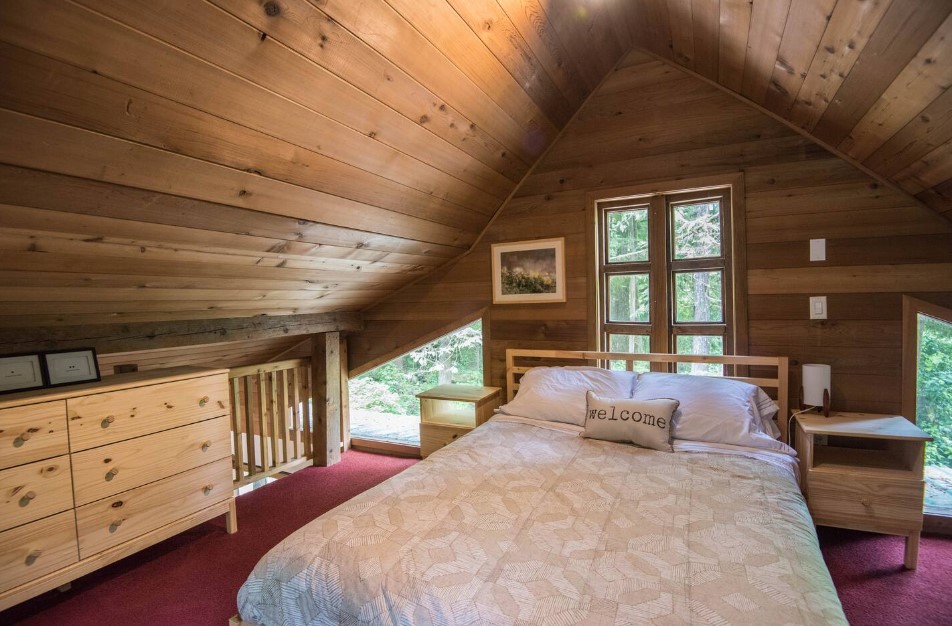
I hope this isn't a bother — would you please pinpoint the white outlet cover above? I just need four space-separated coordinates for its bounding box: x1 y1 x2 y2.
810 296 827 320
809 238 826 262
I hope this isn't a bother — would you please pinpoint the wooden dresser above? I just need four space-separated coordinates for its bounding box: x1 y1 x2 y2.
0 367 236 610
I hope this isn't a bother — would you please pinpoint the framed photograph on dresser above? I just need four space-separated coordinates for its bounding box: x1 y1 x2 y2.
43 348 101 387
0 353 46 394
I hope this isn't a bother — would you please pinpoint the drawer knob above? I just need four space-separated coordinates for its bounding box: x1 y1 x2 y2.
25 550 42 566
105 468 119 481
202 484 214 495
199 396 210 407
201 440 212 452
13 431 32 446
101 415 115 429
861 498 872 508
19 491 36 507
109 519 123 533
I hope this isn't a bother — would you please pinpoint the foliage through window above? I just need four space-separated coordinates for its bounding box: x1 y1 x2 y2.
916 313 952 514
597 187 735 374
349 321 483 445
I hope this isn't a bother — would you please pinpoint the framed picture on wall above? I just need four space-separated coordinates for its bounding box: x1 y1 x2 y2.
491 237 566 304
0 353 46 395
43 348 101 387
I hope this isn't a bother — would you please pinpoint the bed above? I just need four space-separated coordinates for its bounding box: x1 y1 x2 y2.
234 351 846 625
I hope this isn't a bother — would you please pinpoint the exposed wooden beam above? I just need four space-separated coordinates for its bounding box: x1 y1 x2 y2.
311 331 341 467
0 312 362 355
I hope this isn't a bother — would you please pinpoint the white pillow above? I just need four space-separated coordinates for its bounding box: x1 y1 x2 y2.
630 372 790 452
499 366 637 427
583 392 678 452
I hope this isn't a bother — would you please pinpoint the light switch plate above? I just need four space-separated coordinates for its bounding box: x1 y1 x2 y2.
809 238 826 262
810 296 827 320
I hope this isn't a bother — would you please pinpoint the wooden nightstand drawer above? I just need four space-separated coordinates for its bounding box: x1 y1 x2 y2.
420 423 470 458
0 455 73 532
0 511 78 594
71 415 232 506
807 473 924 532
67 374 229 451
76 456 232 558
0 401 68 470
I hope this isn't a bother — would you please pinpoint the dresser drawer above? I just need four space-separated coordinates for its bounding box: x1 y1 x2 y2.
76 456 232 558
0 511 78 593
807 472 924 532
420 423 471 458
67 374 229 451
0 401 68 470
0 455 73 532
72 415 231 506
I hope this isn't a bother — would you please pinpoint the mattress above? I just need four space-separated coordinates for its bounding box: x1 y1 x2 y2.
238 417 846 625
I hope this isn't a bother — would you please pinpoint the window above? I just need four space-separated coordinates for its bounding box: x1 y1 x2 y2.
902 296 952 521
596 185 741 372
348 320 484 447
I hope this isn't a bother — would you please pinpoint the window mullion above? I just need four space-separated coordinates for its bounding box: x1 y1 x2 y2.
649 194 669 359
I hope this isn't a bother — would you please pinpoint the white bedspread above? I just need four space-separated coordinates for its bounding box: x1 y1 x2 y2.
238 418 845 625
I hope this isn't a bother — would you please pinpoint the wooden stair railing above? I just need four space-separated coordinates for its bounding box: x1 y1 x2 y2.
228 358 312 488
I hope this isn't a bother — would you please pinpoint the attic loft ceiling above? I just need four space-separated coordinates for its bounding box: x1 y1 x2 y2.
0 0 951 331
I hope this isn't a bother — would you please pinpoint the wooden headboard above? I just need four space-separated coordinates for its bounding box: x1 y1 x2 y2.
505 349 791 443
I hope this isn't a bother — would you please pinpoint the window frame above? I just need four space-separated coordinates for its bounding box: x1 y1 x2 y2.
588 174 748 362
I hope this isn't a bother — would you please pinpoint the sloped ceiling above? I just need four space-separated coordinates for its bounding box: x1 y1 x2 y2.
0 0 950 329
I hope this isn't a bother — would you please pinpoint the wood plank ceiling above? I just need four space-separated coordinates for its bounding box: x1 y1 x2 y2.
0 0 951 330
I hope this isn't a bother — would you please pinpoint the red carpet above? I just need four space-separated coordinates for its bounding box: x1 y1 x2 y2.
3 450 950 625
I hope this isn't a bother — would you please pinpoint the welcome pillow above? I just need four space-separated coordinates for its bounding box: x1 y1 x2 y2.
583 391 679 452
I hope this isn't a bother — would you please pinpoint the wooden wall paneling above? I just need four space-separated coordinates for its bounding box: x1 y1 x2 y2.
445 0 575 126
75 0 511 203
689 0 720 81
537 0 621 84
0 167 462 261
763 0 839 115
748 233 952 269
787 0 893 131
494 0 590 106
716 0 753 93
812 0 952 146
380 0 561 141
629 0 675 63
0 110 472 245
746 206 951 243
96 337 307 375
0 3 502 214
316 0 557 163
0 227 428 278
739 0 791 103
838 11 952 162
209 0 527 184
0 204 446 271
666 0 696 69
749 264 952 295
894 140 952 196
0 43 499 229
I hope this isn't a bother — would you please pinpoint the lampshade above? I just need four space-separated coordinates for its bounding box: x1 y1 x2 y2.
802 363 831 407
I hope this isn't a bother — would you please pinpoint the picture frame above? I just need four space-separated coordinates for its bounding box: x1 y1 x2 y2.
491 237 566 304
43 348 101 387
0 353 46 395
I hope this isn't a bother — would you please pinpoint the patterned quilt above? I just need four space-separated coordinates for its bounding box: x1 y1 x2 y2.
238 419 846 625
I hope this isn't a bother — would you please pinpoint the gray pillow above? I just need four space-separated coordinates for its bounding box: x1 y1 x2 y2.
583 391 679 452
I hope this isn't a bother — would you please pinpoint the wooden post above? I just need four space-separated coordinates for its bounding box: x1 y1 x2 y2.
340 337 351 452
311 332 341 466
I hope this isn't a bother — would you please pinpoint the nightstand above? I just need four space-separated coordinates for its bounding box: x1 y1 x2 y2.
794 412 933 569
417 384 501 458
